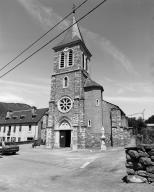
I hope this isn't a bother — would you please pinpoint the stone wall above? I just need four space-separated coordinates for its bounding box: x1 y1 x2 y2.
112 127 132 147
125 144 154 183
84 89 103 133
85 130 102 149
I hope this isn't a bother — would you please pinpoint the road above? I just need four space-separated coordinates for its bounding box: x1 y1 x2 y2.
0 144 154 192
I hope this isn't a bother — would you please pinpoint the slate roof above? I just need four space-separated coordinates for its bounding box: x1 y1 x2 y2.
0 108 48 125
84 78 104 91
103 100 126 116
53 15 92 57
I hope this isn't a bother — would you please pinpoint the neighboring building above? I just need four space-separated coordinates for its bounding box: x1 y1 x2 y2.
146 124 154 129
103 100 130 147
0 107 48 143
46 12 130 150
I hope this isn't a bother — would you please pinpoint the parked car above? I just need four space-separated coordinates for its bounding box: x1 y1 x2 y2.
0 142 19 155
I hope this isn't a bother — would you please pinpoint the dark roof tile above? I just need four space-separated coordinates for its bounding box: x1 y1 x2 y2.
84 78 104 91
0 108 48 125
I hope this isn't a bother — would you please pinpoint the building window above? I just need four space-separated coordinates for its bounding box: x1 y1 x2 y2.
7 137 10 142
14 126 16 133
59 52 65 68
88 120 91 127
96 99 99 106
19 125 22 132
11 137 16 142
0 126 1 132
68 49 73 66
63 76 69 88
29 125 32 131
18 137 21 142
8 126 11 132
3 126 6 133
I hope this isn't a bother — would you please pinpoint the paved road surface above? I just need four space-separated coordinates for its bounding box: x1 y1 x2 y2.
0 145 154 192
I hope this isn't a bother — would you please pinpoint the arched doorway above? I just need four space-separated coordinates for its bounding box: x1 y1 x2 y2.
59 121 71 148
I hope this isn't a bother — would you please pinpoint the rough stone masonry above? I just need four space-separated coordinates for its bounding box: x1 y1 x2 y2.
125 144 154 183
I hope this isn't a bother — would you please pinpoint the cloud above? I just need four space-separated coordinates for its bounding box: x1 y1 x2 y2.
17 0 69 30
0 79 49 106
0 79 49 90
83 30 138 76
104 77 154 95
105 96 154 103
151 62 154 76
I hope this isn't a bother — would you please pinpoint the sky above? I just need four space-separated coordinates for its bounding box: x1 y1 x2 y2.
0 0 154 119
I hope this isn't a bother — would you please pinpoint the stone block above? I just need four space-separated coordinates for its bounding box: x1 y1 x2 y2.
150 156 154 161
126 162 134 169
125 175 147 183
139 157 152 166
128 150 139 159
137 170 147 177
146 172 154 179
126 153 132 162
135 162 145 170
146 166 154 173
126 168 135 175
138 150 149 158
148 150 154 156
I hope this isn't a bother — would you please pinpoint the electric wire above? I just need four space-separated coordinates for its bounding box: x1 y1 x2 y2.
0 0 89 73
0 0 107 79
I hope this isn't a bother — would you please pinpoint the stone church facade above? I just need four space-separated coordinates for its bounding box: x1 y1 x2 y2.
46 14 129 150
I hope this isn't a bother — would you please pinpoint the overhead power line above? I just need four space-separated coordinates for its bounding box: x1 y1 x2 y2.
0 0 107 79
0 0 89 73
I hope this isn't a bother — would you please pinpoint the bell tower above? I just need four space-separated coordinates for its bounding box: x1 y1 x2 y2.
46 9 92 150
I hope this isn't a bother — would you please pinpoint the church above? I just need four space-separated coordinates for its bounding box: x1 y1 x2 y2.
46 13 129 150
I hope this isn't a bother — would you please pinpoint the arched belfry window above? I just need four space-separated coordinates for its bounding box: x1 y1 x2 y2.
60 52 65 68
63 76 69 88
82 53 87 70
68 49 73 66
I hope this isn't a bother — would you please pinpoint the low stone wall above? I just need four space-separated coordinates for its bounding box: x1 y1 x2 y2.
125 144 154 183
113 127 132 147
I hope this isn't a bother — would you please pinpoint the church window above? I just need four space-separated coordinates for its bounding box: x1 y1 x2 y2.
60 52 65 68
96 99 100 106
63 76 69 88
58 96 73 113
68 49 73 66
82 53 87 70
88 120 91 127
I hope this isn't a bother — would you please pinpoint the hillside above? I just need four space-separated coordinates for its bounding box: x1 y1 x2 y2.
0 102 32 117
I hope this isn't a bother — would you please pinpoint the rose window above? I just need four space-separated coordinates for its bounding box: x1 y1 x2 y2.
58 97 73 113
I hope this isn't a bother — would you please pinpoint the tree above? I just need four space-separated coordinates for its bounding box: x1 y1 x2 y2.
145 115 154 124
128 117 146 134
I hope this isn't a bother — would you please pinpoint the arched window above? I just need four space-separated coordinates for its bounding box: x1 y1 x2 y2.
63 76 69 88
60 52 65 68
96 99 99 106
68 49 73 66
88 120 91 127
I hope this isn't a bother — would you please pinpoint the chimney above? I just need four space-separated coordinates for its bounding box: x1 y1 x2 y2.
6 110 12 119
31 106 37 117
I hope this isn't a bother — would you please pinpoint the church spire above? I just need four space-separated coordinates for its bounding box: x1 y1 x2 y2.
53 5 91 57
